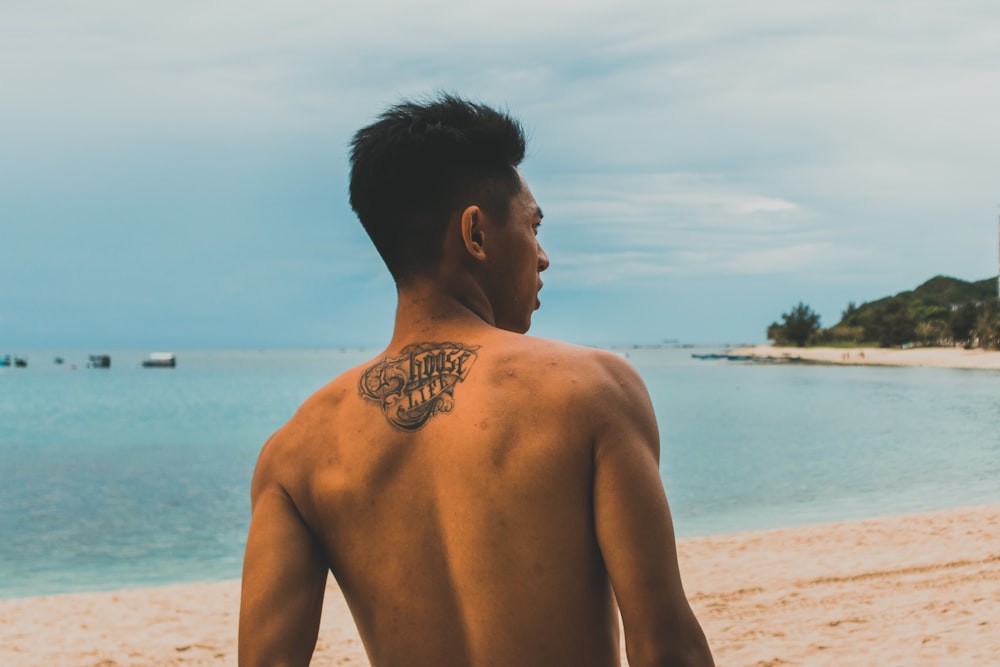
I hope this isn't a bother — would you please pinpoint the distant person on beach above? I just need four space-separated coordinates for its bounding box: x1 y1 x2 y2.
239 95 714 667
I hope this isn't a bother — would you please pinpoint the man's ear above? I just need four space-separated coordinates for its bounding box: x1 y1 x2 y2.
460 205 487 261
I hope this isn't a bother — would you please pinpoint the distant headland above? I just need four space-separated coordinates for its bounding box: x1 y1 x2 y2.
767 275 1000 350
728 275 1000 370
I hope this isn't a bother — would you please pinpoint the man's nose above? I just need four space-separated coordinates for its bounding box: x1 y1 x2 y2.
538 243 550 272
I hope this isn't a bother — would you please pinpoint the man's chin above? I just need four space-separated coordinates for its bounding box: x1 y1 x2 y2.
497 317 532 335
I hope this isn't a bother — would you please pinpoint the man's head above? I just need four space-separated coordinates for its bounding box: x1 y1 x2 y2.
349 94 527 285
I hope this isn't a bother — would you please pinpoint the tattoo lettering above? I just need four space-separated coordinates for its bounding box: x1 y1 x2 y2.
359 342 480 431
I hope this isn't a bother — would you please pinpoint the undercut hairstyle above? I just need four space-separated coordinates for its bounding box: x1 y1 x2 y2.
349 94 527 284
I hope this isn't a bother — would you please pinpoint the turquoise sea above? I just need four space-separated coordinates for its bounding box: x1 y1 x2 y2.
2 347 999 599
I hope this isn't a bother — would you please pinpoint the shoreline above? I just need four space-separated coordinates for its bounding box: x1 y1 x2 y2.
3 503 998 666
727 344 1000 370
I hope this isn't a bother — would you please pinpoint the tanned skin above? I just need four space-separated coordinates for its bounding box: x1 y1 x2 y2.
239 173 714 667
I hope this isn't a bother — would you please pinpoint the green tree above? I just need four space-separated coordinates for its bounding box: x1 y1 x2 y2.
841 301 859 322
766 321 784 343
950 301 978 347
868 300 916 347
769 302 821 347
973 300 1000 350
915 320 949 346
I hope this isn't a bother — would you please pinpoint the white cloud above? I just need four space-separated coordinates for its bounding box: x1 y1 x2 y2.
547 238 887 287
729 197 799 215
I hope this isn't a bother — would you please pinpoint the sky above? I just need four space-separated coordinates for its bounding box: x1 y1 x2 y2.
3 0 1000 350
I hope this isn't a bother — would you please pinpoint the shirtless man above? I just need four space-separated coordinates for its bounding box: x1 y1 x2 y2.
239 95 714 667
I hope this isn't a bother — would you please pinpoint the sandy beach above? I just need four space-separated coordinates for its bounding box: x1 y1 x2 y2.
2 503 997 666
728 344 1000 370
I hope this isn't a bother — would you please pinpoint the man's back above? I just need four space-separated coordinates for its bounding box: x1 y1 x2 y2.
256 330 631 665
239 94 712 667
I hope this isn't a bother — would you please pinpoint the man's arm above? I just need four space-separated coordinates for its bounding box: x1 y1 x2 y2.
239 439 328 667
590 354 714 667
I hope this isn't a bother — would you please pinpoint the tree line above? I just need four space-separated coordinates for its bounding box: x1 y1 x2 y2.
768 275 1000 349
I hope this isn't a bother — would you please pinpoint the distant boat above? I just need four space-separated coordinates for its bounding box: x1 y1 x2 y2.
691 353 766 362
87 355 111 369
3 355 28 368
142 352 177 368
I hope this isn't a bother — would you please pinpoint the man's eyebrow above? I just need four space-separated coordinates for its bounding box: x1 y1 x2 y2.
536 206 544 221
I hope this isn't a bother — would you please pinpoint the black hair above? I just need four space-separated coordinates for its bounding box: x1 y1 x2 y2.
349 94 527 283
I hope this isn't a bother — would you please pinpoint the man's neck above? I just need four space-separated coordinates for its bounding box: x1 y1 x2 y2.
388 280 495 349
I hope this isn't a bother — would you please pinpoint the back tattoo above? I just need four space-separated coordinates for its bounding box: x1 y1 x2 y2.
359 342 480 431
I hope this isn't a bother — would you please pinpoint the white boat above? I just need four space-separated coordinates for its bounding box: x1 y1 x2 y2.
142 352 176 368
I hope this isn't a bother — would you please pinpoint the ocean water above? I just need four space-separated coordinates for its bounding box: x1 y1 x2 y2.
1 347 999 598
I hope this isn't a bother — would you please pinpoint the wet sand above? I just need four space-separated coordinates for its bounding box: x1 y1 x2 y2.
2 503 998 666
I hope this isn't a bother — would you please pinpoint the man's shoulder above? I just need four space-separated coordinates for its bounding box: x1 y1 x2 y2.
259 364 366 457
498 335 643 395
250 360 377 500
520 335 636 370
